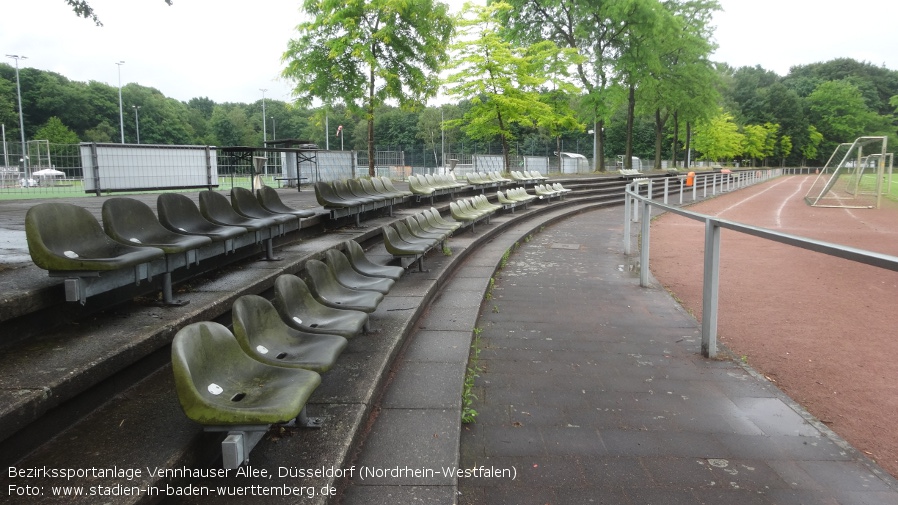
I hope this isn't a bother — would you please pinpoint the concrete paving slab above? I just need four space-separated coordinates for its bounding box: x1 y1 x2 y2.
350 408 459 486
402 330 472 364
340 484 457 505
456 208 898 504
381 361 465 409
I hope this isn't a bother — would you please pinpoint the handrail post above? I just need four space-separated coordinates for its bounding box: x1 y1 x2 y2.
701 217 720 358
623 185 632 255
663 177 669 204
640 200 651 287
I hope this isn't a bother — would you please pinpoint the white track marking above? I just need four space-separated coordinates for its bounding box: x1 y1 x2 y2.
715 178 791 218
775 177 810 229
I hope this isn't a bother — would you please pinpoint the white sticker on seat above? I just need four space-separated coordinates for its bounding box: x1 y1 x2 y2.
63 250 79 258
256 345 269 354
129 238 142 244
207 383 223 395
292 316 303 325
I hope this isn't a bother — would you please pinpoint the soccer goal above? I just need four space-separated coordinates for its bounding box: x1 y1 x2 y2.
804 136 893 209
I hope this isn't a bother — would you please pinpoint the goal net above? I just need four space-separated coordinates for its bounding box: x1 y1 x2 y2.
804 136 892 209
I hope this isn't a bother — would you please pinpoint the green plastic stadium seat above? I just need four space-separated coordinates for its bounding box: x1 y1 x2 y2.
324 248 395 294
25 202 164 273
231 295 347 373
273 274 369 338
304 259 384 313
344 239 405 280
157 193 248 245
171 321 321 426
256 185 316 218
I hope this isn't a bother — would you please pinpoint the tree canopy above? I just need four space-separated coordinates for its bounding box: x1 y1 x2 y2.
443 2 583 170
3 0 898 169
282 0 454 175
63 0 173 26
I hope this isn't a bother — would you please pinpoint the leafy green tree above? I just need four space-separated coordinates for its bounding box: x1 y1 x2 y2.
613 0 670 169
210 105 254 147
800 125 824 163
640 0 720 170
692 110 743 162
82 121 116 143
741 124 766 166
500 0 632 171
282 0 454 176
63 0 172 26
806 79 879 152
762 122 779 165
416 104 463 167
34 117 80 144
443 2 581 171
778 135 793 166
726 65 780 124
0 75 19 141
788 58 898 116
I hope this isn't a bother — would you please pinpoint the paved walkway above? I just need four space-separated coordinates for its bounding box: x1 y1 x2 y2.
344 207 898 505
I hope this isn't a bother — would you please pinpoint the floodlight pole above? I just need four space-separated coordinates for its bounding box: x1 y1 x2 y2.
260 89 267 143
6 55 29 179
116 61 125 143
2 123 8 167
133 105 141 144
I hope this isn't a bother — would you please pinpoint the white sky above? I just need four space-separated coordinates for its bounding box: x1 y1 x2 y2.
1 0 897 106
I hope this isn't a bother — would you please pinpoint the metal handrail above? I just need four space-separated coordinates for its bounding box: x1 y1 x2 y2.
624 171 898 358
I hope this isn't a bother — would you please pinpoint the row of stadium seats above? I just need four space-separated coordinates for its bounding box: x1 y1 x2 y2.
25 187 315 305
171 240 400 468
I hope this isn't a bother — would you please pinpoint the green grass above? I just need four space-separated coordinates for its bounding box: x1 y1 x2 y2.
462 327 484 424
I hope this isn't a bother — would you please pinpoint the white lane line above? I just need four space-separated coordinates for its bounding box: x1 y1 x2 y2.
775 177 810 228
715 177 791 218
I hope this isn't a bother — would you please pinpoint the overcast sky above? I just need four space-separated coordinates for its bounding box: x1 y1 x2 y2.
2 0 897 106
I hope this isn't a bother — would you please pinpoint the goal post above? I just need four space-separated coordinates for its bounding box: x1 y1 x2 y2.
804 136 891 209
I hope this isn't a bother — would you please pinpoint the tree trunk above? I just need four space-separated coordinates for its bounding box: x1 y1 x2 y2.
671 112 679 169
654 108 665 171
625 83 635 170
556 135 561 173
596 119 606 172
684 122 692 168
367 65 375 177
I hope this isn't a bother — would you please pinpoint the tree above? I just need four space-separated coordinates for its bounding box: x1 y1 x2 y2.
64 0 172 26
741 124 767 166
640 0 720 170
800 125 823 163
806 79 880 153
34 117 80 144
282 0 453 176
500 0 632 171
788 58 898 116
692 110 743 162
443 2 581 171
778 135 793 167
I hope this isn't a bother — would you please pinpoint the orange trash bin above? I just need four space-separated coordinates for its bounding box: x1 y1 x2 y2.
686 171 695 187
